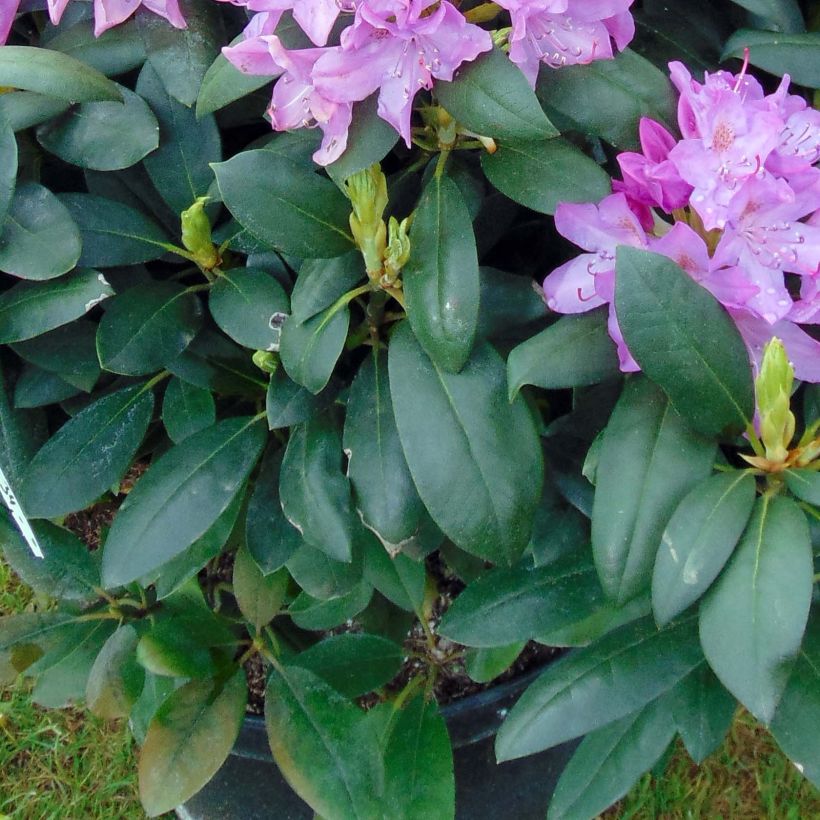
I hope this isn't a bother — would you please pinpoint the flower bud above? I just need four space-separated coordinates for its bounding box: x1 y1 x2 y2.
382 216 411 285
181 197 219 270
756 338 795 464
344 165 389 277
252 350 279 374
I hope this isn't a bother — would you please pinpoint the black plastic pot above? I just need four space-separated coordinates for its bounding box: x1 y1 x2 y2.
177 668 578 820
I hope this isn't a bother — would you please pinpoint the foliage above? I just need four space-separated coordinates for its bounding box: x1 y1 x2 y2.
0 1 818 818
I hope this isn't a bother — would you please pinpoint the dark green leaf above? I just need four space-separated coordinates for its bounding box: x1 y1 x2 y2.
101 417 266 587
264 664 383 820
722 30 819 88
139 670 247 817
482 138 611 215
85 625 145 720
0 612 73 684
0 115 16 225
0 364 47 491
137 62 222 212
616 247 755 435
0 47 122 103
137 0 224 107
439 553 604 647
195 41 272 117
547 695 676 820
389 322 542 564
136 620 216 679
652 472 756 626
0 183 81 280
246 445 303 574
0 516 99 601
465 643 525 684
671 663 736 764
37 86 159 171
344 350 425 546
213 150 354 258
97 281 204 375
14 366 81 408
280 415 355 562
403 175 479 372
233 544 288 631
59 193 171 267
0 268 113 344
507 309 620 399
291 633 403 698
785 469 820 506
383 694 454 820
287 539 363 601
362 537 426 613
436 47 557 141
728 0 805 34
289 581 373 631
266 368 336 430
290 253 364 323
46 19 147 76
700 495 813 722
161 377 215 443
770 612 820 789
495 616 702 759
209 268 288 351
536 49 676 149
0 92 69 132
21 383 154 518
592 377 717 604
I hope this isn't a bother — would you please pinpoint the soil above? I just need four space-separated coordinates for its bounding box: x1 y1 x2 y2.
66 486 559 718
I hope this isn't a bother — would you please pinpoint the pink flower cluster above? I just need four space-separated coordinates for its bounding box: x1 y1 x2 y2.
219 0 635 165
0 0 185 43
544 57 820 383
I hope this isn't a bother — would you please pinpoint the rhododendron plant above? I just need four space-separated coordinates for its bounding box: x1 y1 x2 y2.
0 2 818 819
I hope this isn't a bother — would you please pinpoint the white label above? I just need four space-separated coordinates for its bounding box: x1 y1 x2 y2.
0 465 43 559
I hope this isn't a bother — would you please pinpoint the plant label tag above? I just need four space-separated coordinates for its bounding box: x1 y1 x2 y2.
0 464 43 559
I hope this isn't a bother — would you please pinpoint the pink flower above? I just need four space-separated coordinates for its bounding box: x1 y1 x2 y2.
312 0 492 146
616 118 692 217
215 0 347 47
495 0 635 87
1 0 186 42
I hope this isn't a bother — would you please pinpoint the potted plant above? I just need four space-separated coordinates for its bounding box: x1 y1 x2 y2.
0 0 818 818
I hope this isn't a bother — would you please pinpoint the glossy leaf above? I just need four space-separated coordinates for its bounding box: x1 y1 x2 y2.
671 663 736 764
0 516 99 602
280 415 355 563
383 694 455 820
728 0 805 33
45 18 146 76
137 0 224 107
245 446 303 574
465 643 526 684
403 175 479 372
784 469 820 506
0 115 16 225
0 268 113 344
289 581 373 630
592 377 716 604
213 150 354 258
440 553 605 647
264 664 383 820
86 625 144 720
37 86 159 171
162 377 215 443
0 364 47 491
290 254 363 323
0 612 74 685
699 495 813 722
266 368 336 430
616 247 754 435
0 92 69 132
196 43 271 117
547 696 676 820
137 62 222 213
209 268 289 352
536 49 677 149
362 537 426 613
482 138 611 215
770 612 820 789
0 183 81 280
0 47 122 102
507 309 620 399
101 417 266 587
652 472 756 626
21 383 155 518
436 47 557 141
722 30 819 88
495 615 702 759
389 322 542 565
344 350 426 546
291 633 404 698
139 671 247 817
59 193 171 267
233 545 288 632
97 281 203 375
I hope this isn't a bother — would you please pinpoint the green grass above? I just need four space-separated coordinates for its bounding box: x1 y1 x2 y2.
1 559 818 819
